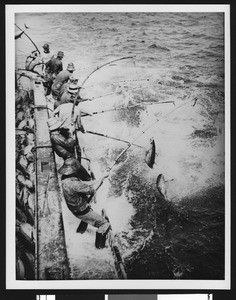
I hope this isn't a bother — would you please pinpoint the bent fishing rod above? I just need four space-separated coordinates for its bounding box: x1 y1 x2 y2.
85 130 145 149
88 97 198 201
71 56 136 132
15 23 40 54
97 96 199 180
108 97 199 170
85 77 150 89
82 100 175 117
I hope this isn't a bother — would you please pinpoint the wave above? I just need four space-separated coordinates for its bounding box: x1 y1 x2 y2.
148 44 170 51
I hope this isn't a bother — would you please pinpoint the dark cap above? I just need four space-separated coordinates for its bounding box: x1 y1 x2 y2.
43 43 49 49
57 51 64 58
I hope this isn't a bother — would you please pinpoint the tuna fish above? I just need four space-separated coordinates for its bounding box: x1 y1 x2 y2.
16 111 25 126
145 138 156 168
18 119 28 130
28 117 34 129
21 250 35 279
18 155 28 169
17 173 34 190
16 207 27 223
21 187 29 205
27 192 35 213
16 257 25 279
156 173 168 201
24 145 35 162
26 133 35 146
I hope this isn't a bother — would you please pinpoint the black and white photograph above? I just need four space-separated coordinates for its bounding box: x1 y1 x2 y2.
6 4 230 289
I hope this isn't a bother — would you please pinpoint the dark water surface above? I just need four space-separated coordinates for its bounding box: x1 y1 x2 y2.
15 12 225 279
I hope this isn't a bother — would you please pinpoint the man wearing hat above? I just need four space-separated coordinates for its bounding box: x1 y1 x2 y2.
51 95 92 134
59 157 111 247
25 50 41 72
59 76 79 101
45 50 64 76
41 43 51 72
60 83 82 106
51 62 76 103
44 51 64 95
48 117 77 159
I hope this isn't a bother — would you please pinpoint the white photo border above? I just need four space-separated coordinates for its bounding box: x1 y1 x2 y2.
6 4 230 290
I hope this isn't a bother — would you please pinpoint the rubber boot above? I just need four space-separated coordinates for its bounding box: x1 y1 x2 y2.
95 223 110 249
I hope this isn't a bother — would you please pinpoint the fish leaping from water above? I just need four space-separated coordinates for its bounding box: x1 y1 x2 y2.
145 137 156 168
15 24 29 39
156 173 168 201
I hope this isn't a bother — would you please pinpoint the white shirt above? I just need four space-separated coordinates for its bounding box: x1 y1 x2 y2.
53 102 90 131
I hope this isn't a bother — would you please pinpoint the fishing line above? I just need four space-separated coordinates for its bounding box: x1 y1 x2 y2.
132 58 147 107
15 23 40 54
85 78 150 89
85 130 145 149
80 91 117 102
107 97 198 169
82 101 175 116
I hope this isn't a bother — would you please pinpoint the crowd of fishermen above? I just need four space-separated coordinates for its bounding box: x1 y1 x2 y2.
25 43 111 248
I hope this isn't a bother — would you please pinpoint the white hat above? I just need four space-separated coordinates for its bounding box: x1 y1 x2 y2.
67 83 79 94
47 117 66 131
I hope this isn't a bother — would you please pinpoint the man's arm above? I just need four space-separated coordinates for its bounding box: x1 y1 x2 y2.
73 172 110 195
80 107 93 117
51 106 60 117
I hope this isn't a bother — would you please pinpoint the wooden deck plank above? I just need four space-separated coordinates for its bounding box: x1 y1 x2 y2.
33 80 70 279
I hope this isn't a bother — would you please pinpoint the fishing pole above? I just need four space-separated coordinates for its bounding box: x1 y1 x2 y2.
80 91 116 102
82 146 95 180
85 78 150 89
72 56 135 132
80 56 135 88
85 130 145 149
107 97 198 171
15 23 40 54
82 100 175 117
75 93 186 200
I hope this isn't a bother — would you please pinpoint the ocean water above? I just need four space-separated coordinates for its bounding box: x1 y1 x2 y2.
15 12 225 279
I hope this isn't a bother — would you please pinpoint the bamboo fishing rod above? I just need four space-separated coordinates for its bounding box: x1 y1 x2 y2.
107 97 198 171
80 91 116 102
85 77 150 89
15 23 41 54
88 98 197 201
85 130 145 149
82 100 175 117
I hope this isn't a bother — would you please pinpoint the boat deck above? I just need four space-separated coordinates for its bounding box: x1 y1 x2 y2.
27 73 125 279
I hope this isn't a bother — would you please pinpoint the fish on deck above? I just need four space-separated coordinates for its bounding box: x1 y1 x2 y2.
15 31 25 39
145 137 156 168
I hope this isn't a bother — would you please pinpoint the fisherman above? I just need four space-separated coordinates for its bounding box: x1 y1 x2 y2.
25 50 42 72
44 51 64 95
51 62 76 101
51 96 92 134
50 97 92 160
59 76 79 101
48 117 77 159
45 50 64 76
25 43 51 74
59 157 111 245
41 43 51 73
60 83 82 106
